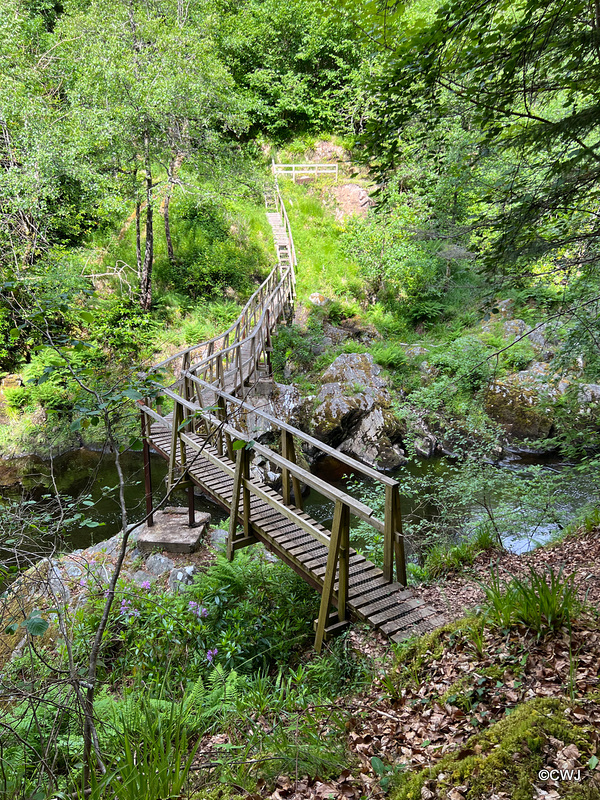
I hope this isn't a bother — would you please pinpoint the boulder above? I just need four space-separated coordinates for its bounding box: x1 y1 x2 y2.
242 383 313 437
527 322 560 359
503 319 530 340
210 528 228 548
311 381 375 441
485 381 554 440
88 533 122 557
309 353 405 467
337 407 407 469
168 565 196 592
132 570 155 586
578 383 600 405
144 554 175 576
45 561 71 605
405 345 429 359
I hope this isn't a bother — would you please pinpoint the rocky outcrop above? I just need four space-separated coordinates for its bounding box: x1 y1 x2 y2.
485 381 554 440
309 353 406 469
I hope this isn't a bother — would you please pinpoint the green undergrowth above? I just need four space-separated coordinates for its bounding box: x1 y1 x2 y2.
3 550 373 797
0 183 275 456
387 562 600 798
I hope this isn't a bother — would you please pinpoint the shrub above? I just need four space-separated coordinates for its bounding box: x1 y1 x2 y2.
371 343 408 370
271 322 324 379
72 551 319 688
402 297 444 325
429 336 492 390
501 340 535 371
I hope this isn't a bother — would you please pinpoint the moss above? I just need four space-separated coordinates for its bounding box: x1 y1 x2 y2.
484 381 554 440
392 697 599 800
392 621 463 688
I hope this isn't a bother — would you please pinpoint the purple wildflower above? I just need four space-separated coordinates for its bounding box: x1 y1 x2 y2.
141 580 151 590
189 601 208 619
79 578 87 587
206 648 218 663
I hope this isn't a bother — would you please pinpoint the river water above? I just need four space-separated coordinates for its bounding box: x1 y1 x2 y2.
0 447 596 560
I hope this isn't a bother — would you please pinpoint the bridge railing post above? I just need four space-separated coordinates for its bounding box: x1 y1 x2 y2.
227 443 253 560
383 484 407 586
168 398 184 491
141 403 154 528
315 499 350 653
281 430 303 511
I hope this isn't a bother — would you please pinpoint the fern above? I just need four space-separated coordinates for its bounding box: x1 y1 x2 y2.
183 665 242 732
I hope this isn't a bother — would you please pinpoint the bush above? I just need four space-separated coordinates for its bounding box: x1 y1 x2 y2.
371 342 408 370
501 340 535 371
402 297 444 325
430 336 492 391
90 295 158 355
72 551 320 688
271 322 324 379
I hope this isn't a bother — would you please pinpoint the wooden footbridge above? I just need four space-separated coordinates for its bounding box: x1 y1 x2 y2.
140 169 444 651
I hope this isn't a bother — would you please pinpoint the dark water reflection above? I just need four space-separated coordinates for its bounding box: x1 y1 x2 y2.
0 449 227 554
0 447 596 558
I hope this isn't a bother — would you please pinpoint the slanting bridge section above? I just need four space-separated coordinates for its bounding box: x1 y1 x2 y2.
140 171 444 650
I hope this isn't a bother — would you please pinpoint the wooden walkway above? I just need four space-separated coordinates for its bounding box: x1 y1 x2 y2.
141 170 444 650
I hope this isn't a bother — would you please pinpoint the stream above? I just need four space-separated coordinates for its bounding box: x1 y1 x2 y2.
0 446 596 561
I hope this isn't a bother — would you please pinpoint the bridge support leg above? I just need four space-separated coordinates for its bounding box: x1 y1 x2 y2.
141 407 154 528
384 485 407 586
315 500 350 653
188 481 195 528
227 445 254 560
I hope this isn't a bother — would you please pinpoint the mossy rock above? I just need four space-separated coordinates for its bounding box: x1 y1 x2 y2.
392 697 600 800
485 381 554 440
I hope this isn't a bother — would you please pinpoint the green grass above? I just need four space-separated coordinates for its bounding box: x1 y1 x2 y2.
480 565 581 636
278 179 361 303
423 525 500 579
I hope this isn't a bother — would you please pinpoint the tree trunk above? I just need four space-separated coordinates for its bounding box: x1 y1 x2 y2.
135 198 142 280
140 133 153 311
164 151 185 265
164 182 174 264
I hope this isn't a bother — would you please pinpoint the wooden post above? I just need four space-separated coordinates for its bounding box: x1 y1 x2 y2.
384 483 407 585
337 504 350 622
141 405 154 528
188 481 195 528
393 485 407 586
282 430 303 511
227 445 251 560
217 394 233 460
383 484 394 583
265 311 273 378
241 446 251 538
315 500 348 653
168 400 183 491
281 429 290 506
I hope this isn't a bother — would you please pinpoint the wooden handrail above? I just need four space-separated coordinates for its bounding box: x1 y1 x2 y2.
181 376 400 487
140 393 385 531
272 160 339 185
